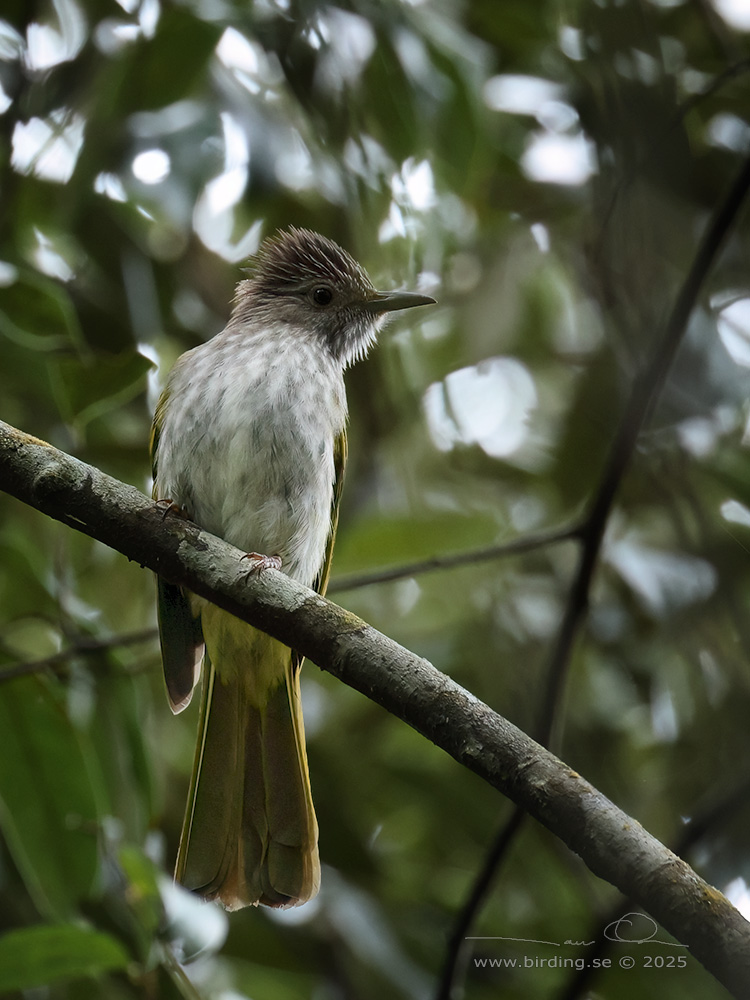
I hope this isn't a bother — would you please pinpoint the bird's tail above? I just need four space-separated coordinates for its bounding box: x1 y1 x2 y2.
175 618 320 909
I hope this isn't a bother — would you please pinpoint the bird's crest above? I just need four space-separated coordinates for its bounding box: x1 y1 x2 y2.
247 227 373 296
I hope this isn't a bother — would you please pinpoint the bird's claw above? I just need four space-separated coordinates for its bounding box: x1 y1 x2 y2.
240 552 283 579
155 499 189 521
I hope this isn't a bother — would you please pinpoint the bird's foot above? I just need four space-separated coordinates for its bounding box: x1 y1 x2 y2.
240 552 283 578
155 499 189 521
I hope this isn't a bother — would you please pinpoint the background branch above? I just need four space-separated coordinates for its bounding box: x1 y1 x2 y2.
328 524 580 592
438 150 750 1000
0 629 157 683
543 150 750 743
1 420 749 996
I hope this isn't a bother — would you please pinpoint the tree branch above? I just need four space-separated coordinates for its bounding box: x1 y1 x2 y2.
436 805 527 1000
543 151 750 743
1 420 749 996
0 629 157 683
438 142 750 1000
328 524 580 593
558 772 750 1000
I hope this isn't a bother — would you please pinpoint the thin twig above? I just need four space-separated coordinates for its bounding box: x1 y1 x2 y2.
328 524 581 593
436 806 526 1000
162 946 207 1000
0 628 157 683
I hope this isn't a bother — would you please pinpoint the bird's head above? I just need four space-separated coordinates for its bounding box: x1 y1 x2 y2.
232 227 435 367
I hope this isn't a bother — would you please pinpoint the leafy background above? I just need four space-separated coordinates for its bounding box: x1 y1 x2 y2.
1 0 750 997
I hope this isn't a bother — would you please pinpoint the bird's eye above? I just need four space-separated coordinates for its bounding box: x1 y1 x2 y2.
312 286 334 306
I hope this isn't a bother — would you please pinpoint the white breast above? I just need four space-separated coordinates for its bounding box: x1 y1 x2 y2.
154 326 347 588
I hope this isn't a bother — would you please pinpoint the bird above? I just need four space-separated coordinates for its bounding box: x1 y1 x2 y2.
150 227 435 910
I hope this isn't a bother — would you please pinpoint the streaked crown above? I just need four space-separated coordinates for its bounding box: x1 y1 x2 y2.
250 228 374 300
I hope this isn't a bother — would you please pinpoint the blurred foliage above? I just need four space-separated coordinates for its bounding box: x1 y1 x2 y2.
1 0 750 997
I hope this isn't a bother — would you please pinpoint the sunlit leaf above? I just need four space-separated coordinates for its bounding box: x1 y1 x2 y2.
118 844 164 939
0 924 128 991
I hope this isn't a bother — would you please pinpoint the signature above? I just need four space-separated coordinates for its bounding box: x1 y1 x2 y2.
466 912 688 949
602 912 688 947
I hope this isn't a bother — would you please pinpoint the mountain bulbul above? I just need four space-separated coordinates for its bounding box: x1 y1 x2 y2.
151 227 434 909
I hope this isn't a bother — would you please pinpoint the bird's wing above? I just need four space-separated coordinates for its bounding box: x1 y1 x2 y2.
151 394 204 714
156 577 204 713
148 388 166 485
290 428 347 676
313 427 347 598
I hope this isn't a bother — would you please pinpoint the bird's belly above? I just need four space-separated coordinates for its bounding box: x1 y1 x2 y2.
218 434 335 585
163 399 339 589
182 425 333 587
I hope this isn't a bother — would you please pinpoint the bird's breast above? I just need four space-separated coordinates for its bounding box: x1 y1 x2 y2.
154 330 347 587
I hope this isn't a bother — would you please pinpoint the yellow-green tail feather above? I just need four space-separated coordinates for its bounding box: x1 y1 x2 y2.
176 614 320 909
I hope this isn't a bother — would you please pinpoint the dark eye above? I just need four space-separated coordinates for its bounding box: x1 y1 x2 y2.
312 286 333 306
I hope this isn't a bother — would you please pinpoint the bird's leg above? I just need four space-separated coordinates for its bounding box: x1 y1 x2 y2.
240 552 283 578
154 498 190 521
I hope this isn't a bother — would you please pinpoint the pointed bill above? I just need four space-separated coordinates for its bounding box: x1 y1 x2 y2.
362 290 436 313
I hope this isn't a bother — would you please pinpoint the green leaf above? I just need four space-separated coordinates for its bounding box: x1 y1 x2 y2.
49 351 153 426
118 845 164 939
0 271 84 351
0 924 129 992
0 678 101 917
121 9 223 111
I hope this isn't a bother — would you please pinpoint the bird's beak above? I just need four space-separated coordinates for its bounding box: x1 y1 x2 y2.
362 290 437 313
